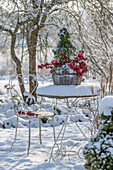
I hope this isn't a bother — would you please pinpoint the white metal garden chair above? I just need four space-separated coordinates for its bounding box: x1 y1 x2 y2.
9 74 55 155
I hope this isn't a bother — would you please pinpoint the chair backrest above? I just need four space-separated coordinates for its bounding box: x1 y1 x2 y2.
9 74 39 115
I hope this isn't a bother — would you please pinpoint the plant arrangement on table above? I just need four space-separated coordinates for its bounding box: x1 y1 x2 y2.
38 24 88 85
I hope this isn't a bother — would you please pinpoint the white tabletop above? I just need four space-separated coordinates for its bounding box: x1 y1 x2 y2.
37 84 100 99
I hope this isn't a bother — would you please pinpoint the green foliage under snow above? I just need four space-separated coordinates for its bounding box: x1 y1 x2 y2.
52 24 76 60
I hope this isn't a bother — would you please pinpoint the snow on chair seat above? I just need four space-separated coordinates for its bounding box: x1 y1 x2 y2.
18 110 54 118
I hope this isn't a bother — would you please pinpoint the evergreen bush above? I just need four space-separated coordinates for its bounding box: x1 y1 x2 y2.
83 107 113 170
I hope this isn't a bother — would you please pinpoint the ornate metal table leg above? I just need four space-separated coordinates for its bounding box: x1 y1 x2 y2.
68 142 86 163
67 98 89 162
52 143 66 162
49 98 70 162
70 99 88 140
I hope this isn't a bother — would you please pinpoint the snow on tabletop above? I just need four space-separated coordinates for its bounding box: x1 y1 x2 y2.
37 84 100 97
99 96 113 115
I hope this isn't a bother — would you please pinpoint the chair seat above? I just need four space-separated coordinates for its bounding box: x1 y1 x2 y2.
17 110 54 118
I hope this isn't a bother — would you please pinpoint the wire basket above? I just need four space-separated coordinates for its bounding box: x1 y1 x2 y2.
52 74 82 85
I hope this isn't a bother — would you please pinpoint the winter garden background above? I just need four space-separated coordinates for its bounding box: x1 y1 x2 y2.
0 0 113 170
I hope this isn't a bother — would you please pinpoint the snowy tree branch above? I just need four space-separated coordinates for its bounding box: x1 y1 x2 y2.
0 25 13 35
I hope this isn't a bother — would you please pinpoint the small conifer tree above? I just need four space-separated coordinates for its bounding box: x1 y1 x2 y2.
53 24 76 60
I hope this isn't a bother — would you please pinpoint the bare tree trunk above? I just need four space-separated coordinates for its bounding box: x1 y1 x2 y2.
27 26 39 101
11 33 26 101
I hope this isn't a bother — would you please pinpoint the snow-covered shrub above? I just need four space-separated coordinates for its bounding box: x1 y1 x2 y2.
3 115 28 128
1 99 14 112
7 100 14 109
5 109 15 117
83 96 113 170
52 115 65 126
0 90 4 95
71 114 88 122
82 109 92 118
3 119 12 128
0 120 3 128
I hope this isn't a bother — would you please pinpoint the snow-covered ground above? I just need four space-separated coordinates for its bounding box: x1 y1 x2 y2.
0 76 101 170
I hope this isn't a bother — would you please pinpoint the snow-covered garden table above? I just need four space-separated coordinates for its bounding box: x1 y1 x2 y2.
37 84 100 162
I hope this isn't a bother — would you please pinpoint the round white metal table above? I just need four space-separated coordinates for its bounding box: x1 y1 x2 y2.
37 84 100 162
